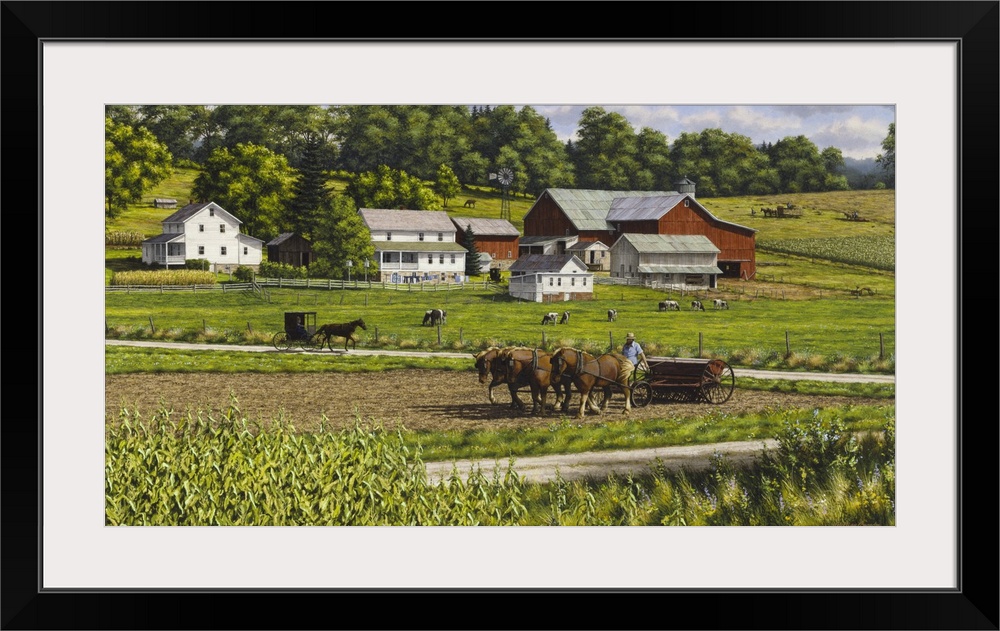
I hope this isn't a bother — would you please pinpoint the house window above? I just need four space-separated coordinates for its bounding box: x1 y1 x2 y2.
684 199 690 207
220 224 225 233
387 232 392 241
428 254 433 264
507 250 512 258
439 254 444 264
450 254 455 264
438 233 443 241
557 278 562 286
209 208 215 216
419 232 424 241
549 278 554 286
199 224 204 232
198 246 204 255
221 246 227 255
583 278 587 286
383 252 391 263
243 246 248 255
571 277 575 286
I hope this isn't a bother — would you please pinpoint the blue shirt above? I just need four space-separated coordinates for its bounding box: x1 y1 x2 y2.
622 340 644 365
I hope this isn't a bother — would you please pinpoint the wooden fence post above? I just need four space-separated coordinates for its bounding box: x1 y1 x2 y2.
437 325 442 345
340 294 345 305
542 331 547 346
148 317 155 334
698 332 703 357
879 333 885 359
247 322 253 334
785 331 791 357
375 326 379 343
609 331 614 352
459 327 464 345
365 294 368 307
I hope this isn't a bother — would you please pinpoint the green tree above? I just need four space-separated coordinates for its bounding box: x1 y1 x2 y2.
461 225 482 277
875 123 895 188
767 135 828 193
105 117 173 219
572 107 641 189
287 134 332 237
192 143 297 240
345 165 441 211
136 105 211 162
635 127 673 190
433 164 461 207
309 194 378 280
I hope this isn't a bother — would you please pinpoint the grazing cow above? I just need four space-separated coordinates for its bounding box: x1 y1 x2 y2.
691 300 705 311
559 311 570 324
463 199 476 208
659 300 680 311
423 308 447 325
607 309 618 322
712 299 729 310
541 312 558 325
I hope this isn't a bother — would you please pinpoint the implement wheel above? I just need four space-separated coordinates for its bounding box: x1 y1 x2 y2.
272 332 290 351
700 360 735 404
630 381 653 408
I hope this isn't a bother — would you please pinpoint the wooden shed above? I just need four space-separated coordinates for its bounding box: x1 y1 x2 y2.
266 233 313 268
450 216 520 262
153 198 178 209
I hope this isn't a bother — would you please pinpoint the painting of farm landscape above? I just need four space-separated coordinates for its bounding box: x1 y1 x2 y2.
105 104 896 527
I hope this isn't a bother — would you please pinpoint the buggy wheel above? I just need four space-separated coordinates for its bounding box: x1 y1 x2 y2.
308 333 327 351
700 360 735 404
272 332 290 351
630 381 653 408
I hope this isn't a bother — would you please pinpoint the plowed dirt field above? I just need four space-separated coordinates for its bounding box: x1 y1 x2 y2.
105 370 888 434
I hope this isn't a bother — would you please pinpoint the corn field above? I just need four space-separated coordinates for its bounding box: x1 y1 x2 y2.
759 236 895 271
106 403 895 527
109 270 217 286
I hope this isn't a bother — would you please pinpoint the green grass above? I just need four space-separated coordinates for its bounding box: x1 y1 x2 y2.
105 284 895 372
108 166 200 237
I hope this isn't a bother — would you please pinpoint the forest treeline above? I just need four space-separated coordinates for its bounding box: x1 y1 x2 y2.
105 105 895 278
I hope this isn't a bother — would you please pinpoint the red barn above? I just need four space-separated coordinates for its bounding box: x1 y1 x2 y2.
523 185 757 280
606 195 756 280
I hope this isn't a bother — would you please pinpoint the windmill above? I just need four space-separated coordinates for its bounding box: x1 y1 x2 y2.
489 167 514 221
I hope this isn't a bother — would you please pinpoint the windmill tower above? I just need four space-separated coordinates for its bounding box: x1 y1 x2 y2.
490 167 514 221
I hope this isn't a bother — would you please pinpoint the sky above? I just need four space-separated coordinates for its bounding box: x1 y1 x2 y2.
526 105 895 162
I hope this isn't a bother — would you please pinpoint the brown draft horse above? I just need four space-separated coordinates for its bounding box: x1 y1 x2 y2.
473 347 506 405
500 347 573 415
550 348 633 419
314 318 367 351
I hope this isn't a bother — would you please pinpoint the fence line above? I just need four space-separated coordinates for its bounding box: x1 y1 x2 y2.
106 278 495 293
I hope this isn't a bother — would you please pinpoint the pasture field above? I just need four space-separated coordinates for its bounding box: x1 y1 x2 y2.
105 283 895 372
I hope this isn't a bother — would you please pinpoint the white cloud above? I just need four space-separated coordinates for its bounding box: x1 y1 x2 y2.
812 115 891 159
727 106 800 133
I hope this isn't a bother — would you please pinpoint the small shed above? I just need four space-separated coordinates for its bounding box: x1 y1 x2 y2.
566 239 610 271
266 233 313 268
153 198 178 209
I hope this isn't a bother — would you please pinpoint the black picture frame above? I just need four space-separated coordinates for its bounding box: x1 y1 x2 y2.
6 2 997 629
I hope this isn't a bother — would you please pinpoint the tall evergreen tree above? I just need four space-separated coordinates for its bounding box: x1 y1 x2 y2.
287 134 331 237
462 226 482 277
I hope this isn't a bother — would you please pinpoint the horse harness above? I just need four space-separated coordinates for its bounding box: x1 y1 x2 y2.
565 349 626 387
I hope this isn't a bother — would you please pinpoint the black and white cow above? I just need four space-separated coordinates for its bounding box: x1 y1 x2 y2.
712 299 729 310
423 308 447 325
559 311 570 324
691 300 705 311
541 312 559 325
607 309 618 322
659 300 680 311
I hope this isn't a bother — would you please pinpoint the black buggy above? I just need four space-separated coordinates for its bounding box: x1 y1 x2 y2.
272 311 324 351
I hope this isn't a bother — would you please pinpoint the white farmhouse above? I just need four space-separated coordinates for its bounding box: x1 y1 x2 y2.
140 201 263 272
359 208 468 284
507 253 593 302
609 233 721 289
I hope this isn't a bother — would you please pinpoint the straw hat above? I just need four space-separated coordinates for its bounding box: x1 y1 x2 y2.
626 332 635 340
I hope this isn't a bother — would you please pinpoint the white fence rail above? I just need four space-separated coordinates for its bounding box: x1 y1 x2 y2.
106 278 496 293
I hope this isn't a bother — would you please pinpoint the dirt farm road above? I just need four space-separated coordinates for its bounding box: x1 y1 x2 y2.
105 340 894 483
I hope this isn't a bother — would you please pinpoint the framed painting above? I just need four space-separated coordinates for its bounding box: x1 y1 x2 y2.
7 2 996 629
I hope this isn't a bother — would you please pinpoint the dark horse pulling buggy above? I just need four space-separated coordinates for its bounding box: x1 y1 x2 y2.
272 311 367 352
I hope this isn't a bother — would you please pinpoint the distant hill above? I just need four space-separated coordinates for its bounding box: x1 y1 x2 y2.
841 157 882 189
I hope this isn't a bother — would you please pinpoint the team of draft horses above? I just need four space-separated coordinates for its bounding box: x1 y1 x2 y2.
474 346 640 420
